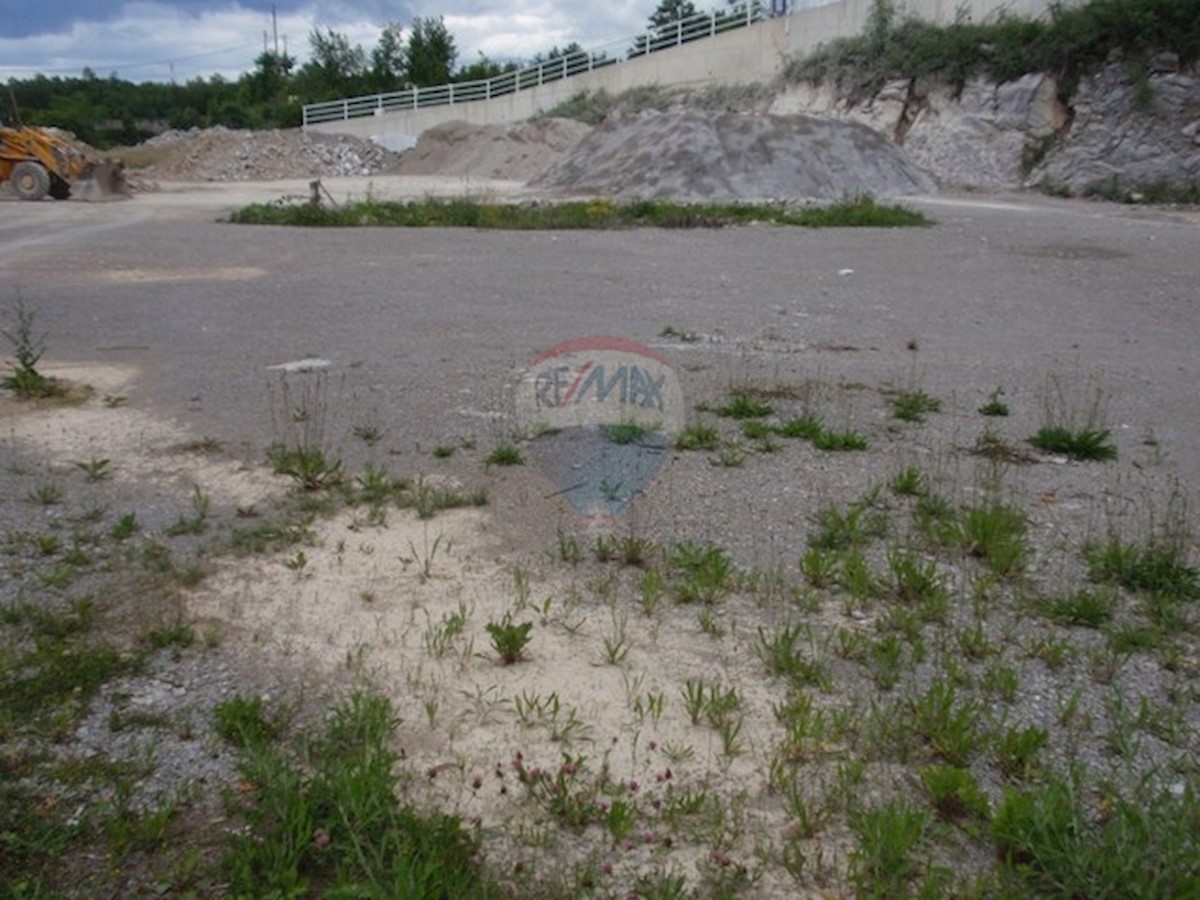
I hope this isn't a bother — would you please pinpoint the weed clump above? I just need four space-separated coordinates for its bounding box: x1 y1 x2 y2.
1030 373 1117 461
813 428 869 452
486 613 533 664
2 296 61 399
602 420 648 444
1029 426 1117 461
715 393 774 419
485 444 524 467
230 196 930 230
268 444 344 490
776 414 823 440
675 423 720 451
890 389 942 423
224 692 494 897
992 774 1199 897
1087 538 1199 600
214 695 284 747
979 389 1010 417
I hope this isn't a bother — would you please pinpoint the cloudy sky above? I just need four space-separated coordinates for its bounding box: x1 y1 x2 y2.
0 1 659 83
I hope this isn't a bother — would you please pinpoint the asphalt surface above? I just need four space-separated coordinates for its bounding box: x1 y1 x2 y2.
1 180 1198 517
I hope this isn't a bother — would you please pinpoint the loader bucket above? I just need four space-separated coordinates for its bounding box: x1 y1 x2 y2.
75 159 131 201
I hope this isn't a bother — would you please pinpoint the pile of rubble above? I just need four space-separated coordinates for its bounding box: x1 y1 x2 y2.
133 126 401 181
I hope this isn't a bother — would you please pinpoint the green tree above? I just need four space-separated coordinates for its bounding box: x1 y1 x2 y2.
244 50 294 104
631 0 701 55
456 53 518 83
649 0 699 29
369 22 406 91
406 16 457 86
295 28 367 99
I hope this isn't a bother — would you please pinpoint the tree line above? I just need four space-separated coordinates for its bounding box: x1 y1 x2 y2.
3 3 759 147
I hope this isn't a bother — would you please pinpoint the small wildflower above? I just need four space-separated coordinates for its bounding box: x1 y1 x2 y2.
313 827 330 849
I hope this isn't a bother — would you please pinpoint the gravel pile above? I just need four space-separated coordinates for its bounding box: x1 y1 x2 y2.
533 109 937 202
388 117 593 181
138 126 401 181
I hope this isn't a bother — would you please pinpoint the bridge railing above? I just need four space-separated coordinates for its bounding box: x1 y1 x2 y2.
303 2 772 126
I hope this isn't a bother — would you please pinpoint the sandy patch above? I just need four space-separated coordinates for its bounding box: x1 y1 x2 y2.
2 361 273 510
184 497 844 895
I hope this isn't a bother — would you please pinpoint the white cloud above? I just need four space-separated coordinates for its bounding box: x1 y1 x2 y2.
0 1 662 82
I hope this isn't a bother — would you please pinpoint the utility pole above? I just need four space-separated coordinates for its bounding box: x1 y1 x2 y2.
272 4 280 56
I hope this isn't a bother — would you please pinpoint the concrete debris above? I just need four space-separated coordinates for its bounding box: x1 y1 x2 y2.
135 126 401 181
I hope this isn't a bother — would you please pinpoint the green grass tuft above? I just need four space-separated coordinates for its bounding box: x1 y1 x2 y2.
890 389 942 423
715 392 773 419
813 428 869 452
675 423 720 451
485 444 524 467
992 773 1199 897
1086 538 1199 600
229 196 931 230
776 414 824 440
1029 426 1117 461
602 421 648 444
223 691 496 897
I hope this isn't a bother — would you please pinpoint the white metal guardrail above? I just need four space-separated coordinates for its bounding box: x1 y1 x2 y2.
303 2 775 127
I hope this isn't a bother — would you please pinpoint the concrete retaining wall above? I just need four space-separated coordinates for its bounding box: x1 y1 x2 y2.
307 0 1068 144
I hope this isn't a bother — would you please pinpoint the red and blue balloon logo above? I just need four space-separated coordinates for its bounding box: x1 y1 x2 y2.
517 336 685 523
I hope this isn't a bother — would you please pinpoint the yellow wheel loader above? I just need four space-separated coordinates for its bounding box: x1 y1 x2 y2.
0 125 129 201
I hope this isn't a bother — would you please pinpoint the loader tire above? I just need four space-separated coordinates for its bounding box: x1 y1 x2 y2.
49 175 71 200
12 161 50 201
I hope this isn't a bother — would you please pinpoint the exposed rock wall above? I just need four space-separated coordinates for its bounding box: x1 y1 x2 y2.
1036 62 1200 193
770 63 1200 193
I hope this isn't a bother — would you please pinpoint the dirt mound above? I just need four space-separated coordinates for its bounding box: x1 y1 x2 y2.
388 118 593 181
133 126 400 181
533 109 937 201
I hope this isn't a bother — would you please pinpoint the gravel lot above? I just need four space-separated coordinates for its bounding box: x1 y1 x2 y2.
1 181 1197 896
